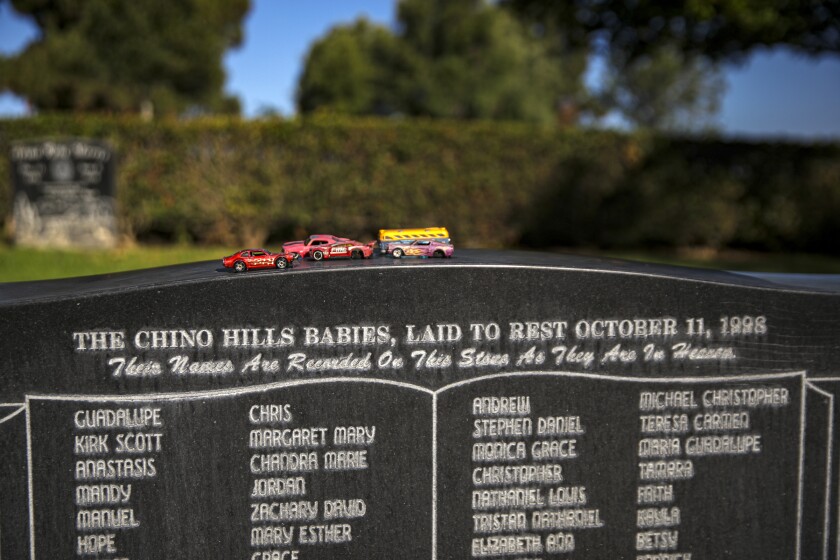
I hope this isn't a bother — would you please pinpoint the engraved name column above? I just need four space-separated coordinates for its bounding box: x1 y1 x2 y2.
242 381 437 560
73 406 163 557
246 401 371 556
635 382 796 560
469 394 606 558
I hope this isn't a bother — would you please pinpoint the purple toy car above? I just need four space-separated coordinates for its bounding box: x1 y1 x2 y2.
389 240 454 258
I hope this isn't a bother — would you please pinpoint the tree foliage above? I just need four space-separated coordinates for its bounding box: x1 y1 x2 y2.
502 0 840 62
297 0 587 125
602 46 726 130
297 20 421 116
0 0 250 114
297 0 737 129
397 0 586 122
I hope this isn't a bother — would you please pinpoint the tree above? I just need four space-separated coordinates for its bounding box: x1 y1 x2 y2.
501 0 747 130
297 0 587 125
502 0 840 62
0 0 250 114
396 0 586 123
296 19 421 116
601 45 726 130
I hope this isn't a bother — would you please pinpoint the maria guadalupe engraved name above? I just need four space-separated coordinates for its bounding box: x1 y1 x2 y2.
69 313 766 380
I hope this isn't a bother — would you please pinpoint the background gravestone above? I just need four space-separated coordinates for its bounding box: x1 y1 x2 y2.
10 139 117 248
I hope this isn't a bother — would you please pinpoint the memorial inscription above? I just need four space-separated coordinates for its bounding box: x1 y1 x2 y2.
10 139 117 248
1 250 839 559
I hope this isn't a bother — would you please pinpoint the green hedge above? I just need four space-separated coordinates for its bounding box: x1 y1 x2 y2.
1 115 838 253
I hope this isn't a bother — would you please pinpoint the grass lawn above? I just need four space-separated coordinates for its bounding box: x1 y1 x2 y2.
1 244 839 283
0 245 229 283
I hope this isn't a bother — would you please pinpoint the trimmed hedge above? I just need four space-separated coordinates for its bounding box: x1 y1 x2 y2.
1 115 838 253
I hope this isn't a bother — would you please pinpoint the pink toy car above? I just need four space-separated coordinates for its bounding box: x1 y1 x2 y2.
389 240 454 258
311 241 374 261
282 234 349 259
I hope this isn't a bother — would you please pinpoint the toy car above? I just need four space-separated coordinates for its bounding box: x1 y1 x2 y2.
389 240 454 258
282 234 350 259
378 227 450 254
311 241 374 261
222 249 295 272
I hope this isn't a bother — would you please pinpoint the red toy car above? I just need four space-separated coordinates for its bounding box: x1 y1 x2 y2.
281 234 349 259
222 249 295 272
311 241 374 261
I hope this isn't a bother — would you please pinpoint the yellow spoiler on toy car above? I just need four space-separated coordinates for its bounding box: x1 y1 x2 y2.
378 227 450 242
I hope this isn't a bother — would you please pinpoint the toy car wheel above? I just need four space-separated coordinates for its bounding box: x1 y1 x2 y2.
312 250 324 261
290 252 300 260
434 250 445 258
351 250 362 259
234 260 246 273
275 258 288 269
392 248 403 259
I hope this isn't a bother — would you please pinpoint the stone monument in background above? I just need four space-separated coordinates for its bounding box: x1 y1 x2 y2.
10 139 117 248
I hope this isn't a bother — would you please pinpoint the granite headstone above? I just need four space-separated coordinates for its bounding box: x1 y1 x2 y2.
1 250 838 559
10 139 117 248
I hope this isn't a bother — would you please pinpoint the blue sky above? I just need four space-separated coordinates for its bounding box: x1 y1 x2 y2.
2 0 839 139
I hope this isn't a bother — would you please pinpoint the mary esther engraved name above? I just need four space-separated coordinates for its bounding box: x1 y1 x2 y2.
1 254 839 559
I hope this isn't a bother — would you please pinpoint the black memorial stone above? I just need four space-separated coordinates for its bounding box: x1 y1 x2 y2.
10 139 117 248
1 249 839 559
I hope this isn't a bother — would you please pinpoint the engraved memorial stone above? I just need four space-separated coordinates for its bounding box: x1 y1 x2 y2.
10 139 117 248
1 251 839 559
